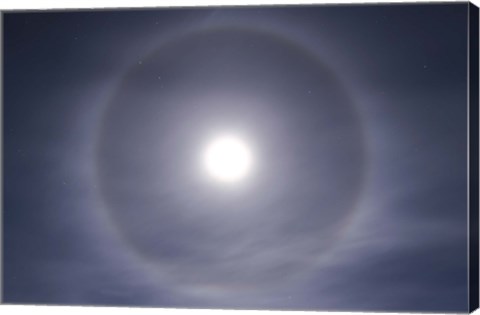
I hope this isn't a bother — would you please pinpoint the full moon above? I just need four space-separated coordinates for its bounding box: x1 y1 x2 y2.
203 135 253 183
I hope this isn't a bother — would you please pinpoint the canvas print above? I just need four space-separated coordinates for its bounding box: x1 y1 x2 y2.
2 2 479 313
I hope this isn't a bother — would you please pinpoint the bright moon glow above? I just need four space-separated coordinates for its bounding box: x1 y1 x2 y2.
204 135 253 183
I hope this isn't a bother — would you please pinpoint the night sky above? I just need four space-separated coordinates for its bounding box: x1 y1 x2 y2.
3 3 471 312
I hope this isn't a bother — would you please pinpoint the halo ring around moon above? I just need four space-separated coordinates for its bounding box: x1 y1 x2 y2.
94 25 368 298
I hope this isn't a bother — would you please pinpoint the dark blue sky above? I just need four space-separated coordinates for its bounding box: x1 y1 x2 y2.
3 3 472 312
